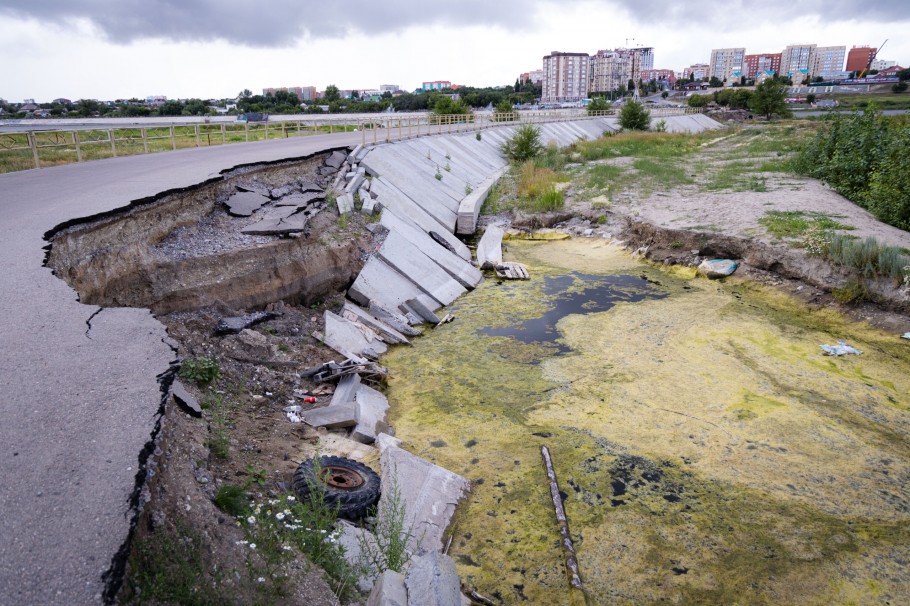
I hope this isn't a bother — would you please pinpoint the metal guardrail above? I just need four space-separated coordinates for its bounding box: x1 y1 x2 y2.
0 107 701 173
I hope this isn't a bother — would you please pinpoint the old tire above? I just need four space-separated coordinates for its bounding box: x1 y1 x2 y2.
293 456 380 520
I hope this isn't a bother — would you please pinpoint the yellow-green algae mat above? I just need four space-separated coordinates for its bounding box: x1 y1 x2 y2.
382 238 910 605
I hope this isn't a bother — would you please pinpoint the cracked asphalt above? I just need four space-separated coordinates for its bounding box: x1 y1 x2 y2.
0 131 362 605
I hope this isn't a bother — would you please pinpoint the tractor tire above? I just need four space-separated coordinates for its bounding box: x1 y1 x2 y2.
292 456 381 520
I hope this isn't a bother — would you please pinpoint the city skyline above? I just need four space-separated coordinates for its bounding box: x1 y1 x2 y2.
0 0 907 101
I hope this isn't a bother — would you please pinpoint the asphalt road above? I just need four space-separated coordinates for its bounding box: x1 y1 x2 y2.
0 132 362 605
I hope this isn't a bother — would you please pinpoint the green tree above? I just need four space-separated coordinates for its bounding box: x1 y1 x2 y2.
494 99 514 121
709 76 723 88
661 91 669 99
501 125 543 163
75 99 101 117
587 97 611 114
806 93 817 104
687 94 710 108
432 96 469 115
158 100 185 116
892 82 908 93
897 68 910 81
749 78 791 120
619 100 650 130
324 85 340 102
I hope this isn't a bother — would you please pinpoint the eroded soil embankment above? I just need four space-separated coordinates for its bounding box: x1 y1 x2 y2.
46 151 365 314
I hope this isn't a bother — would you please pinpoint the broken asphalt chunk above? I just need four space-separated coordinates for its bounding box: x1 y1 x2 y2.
215 310 280 335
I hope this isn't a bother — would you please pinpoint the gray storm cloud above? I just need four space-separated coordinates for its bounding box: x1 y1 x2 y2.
0 0 905 46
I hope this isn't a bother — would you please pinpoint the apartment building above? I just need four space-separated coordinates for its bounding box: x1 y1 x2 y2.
542 51 590 102
262 86 317 101
682 63 709 81
379 84 400 93
640 69 676 86
846 46 877 72
813 46 846 79
708 48 746 83
422 81 452 90
780 44 817 79
743 53 781 78
519 69 545 85
589 50 632 94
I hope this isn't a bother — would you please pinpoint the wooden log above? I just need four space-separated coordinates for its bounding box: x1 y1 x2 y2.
540 445 584 591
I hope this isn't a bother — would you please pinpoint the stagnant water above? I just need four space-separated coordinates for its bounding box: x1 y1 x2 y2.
382 239 910 605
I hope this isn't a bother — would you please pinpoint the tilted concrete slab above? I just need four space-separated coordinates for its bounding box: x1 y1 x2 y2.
457 167 509 235
368 302 422 337
361 148 460 222
397 139 483 190
376 433 470 553
380 211 482 289
336 192 355 214
331 373 362 407
320 310 388 360
342 302 411 345
373 144 469 211
405 551 463 606
352 384 390 444
477 224 505 269
377 231 467 306
225 190 269 216
369 178 462 249
420 138 496 184
301 401 357 429
345 167 366 194
349 257 442 313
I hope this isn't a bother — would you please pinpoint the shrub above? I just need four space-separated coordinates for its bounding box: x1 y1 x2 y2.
214 484 249 517
587 97 611 114
494 99 514 122
619 101 651 130
653 119 667 133
178 356 220 385
501 125 543 163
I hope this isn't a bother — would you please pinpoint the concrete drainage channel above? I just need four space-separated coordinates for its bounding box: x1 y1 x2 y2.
45 115 723 604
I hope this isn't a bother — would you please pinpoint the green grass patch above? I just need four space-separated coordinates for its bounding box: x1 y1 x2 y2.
574 131 699 162
213 484 250 517
632 158 693 190
759 211 853 239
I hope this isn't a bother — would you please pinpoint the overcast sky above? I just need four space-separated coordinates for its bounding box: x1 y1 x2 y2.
0 0 906 102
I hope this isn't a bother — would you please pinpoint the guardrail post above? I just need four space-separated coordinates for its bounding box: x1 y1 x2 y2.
194 124 201 147
330 120 333 135
265 120 269 140
74 131 82 162
109 130 117 157
170 126 177 150
141 128 149 153
221 123 226 144
28 132 40 169
245 122 249 142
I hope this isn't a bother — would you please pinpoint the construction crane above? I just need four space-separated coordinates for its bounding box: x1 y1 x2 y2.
858 39 888 79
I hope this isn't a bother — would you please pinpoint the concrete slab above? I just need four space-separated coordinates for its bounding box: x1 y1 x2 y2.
349 257 442 313
337 192 355 214
331 373 362 407
325 150 348 169
456 167 508 235
241 213 308 236
405 551 462 606
370 175 457 234
402 297 441 324
362 149 460 225
367 302 422 337
170 380 202 418
274 191 324 207
380 211 482 289
345 167 366 194
342 302 410 345
301 402 357 429
371 179 469 260
376 433 470 553
385 143 472 202
352 384 390 444
476 224 504 269
321 310 388 360
377 231 467 306
366 570 407 606
225 190 269 216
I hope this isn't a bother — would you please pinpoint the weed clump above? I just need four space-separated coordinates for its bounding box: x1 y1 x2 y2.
502 125 543 163
178 356 220 385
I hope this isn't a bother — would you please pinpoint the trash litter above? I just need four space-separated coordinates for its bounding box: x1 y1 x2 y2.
286 411 302 423
302 396 317 403
902 332 910 340
820 341 863 356
284 405 302 413
697 259 738 279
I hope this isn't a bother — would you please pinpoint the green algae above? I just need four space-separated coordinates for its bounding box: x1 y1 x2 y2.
381 239 910 605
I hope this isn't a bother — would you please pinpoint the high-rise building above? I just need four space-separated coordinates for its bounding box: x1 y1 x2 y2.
744 53 781 78
846 46 877 72
422 81 452 90
542 51 590 102
519 70 544 85
640 69 676 86
813 46 846 79
780 44 817 80
589 50 632 94
262 86 316 101
708 48 746 83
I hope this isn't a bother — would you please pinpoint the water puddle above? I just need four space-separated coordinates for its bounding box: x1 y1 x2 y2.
382 239 910 605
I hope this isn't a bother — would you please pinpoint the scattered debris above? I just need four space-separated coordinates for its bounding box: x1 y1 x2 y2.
697 258 738 279
170 380 202 418
224 191 269 217
820 341 863 356
540 445 584 592
902 333 910 340
215 310 281 335
495 262 530 280
301 358 389 384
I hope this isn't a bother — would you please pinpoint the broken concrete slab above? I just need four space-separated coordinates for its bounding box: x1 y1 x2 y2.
331 373 362 407
321 311 388 360
366 569 407 606
235 182 271 196
335 520 377 593
378 231 466 306
367 302 421 337
347 144 363 164
345 168 367 194
360 193 377 215
342 302 410 345
274 191 324 207
402 298 441 325
298 180 323 193
457 167 509 235
379 211 481 290
269 184 297 199
225 191 269 217
349 257 441 314
476 224 504 269
170 380 201 418
376 433 470 553
405 551 462 606
698 258 738 279
301 402 357 429
241 213 308 236
495 261 529 280
325 150 348 169
352 384 390 444
215 310 280 335
337 192 355 214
